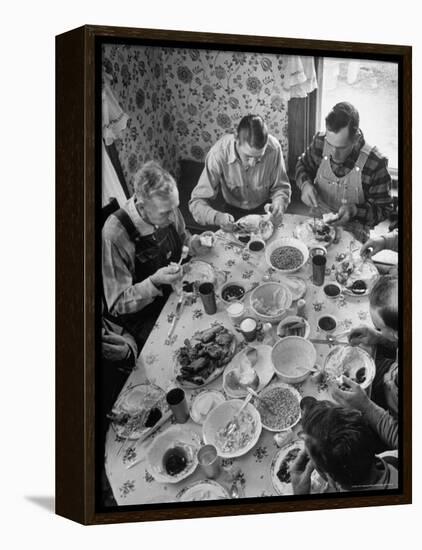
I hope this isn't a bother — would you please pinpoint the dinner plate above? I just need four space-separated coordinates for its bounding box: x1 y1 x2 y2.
223 345 275 398
177 480 230 502
270 439 305 495
111 384 169 440
335 255 380 296
190 390 226 424
146 425 201 484
278 276 307 301
234 214 274 241
174 325 238 389
271 440 327 495
324 345 376 390
294 219 336 248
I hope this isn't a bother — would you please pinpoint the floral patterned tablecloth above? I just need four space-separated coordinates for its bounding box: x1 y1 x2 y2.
105 214 374 506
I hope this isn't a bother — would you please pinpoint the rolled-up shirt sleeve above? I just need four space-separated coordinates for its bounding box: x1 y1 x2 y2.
189 152 222 226
295 135 322 192
362 400 398 450
102 237 162 316
269 145 291 209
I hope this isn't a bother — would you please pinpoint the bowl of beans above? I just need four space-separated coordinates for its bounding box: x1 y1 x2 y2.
265 238 309 274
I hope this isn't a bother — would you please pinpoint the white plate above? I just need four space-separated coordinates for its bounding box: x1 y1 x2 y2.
253 382 301 432
112 384 169 440
177 480 230 502
294 219 336 248
278 276 307 301
223 345 275 398
203 399 262 459
190 390 226 424
146 425 201 484
234 214 274 241
271 440 305 495
324 345 376 390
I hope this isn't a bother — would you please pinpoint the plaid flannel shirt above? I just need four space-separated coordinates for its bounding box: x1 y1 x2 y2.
295 131 393 227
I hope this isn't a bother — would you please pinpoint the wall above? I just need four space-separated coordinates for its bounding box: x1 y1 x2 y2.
103 44 290 194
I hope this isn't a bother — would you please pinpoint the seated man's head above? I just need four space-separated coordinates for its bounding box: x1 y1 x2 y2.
236 114 268 168
369 275 398 343
325 102 360 163
300 397 377 490
134 161 179 227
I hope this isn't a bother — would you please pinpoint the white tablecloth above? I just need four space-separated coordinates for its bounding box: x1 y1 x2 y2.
105 214 374 505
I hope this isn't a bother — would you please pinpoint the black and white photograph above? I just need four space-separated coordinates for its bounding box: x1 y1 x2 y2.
99 41 401 509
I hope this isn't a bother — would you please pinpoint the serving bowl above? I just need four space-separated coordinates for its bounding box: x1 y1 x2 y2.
250 282 292 323
219 280 247 304
146 425 201 483
265 237 309 274
271 336 317 384
202 399 262 459
253 382 302 432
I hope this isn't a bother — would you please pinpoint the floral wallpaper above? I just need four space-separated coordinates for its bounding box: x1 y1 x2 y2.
103 44 291 194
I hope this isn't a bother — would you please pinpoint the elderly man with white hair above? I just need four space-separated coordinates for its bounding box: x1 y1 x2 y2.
102 160 210 349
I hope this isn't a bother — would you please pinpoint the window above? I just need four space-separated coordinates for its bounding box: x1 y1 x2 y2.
319 58 399 172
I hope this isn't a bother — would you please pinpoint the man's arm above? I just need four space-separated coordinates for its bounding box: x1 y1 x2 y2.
355 158 393 227
295 134 323 192
188 151 223 226
269 144 291 209
362 399 398 450
102 237 162 316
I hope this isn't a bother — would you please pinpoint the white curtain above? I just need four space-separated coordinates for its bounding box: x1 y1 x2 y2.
101 82 129 207
283 56 318 99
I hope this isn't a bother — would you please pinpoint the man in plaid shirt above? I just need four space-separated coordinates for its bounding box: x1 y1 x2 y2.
295 102 393 229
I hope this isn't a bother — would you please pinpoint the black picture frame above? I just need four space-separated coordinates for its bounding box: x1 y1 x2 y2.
56 25 412 525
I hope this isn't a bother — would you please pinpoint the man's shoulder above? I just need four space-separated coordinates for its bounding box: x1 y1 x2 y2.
364 143 389 168
102 201 132 243
266 133 282 152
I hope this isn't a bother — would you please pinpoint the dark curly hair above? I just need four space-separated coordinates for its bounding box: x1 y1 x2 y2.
370 274 398 332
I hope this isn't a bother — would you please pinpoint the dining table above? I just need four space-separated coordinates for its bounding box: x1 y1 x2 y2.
104 213 377 506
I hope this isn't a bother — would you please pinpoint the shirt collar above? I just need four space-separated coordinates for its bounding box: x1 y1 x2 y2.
227 135 238 164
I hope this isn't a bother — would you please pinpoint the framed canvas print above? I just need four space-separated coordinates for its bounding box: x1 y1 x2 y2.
56 25 412 525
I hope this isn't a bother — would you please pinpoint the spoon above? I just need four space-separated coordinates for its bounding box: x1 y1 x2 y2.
246 387 276 414
177 245 189 266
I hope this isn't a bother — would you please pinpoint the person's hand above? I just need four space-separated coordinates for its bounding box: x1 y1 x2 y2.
348 325 381 347
270 198 285 226
290 448 315 495
215 212 235 232
190 233 213 256
332 204 358 226
331 376 371 412
360 236 385 258
102 333 132 363
301 182 319 208
150 264 182 286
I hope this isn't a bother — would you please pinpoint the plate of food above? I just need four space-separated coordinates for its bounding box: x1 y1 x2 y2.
190 390 226 424
146 425 201 483
110 384 169 440
253 383 301 432
182 260 221 292
335 254 379 296
278 276 307 301
277 315 310 339
177 479 230 502
223 345 275 398
203 399 262 458
250 282 292 322
233 214 274 241
175 324 237 388
295 218 336 247
324 345 376 390
266 238 309 274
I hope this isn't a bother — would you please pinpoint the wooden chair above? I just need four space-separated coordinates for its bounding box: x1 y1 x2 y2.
102 197 120 228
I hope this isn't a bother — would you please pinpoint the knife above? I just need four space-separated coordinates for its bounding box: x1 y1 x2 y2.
167 294 184 338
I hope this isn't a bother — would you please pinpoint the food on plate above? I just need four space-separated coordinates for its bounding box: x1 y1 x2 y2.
282 277 307 301
325 346 375 388
110 384 168 438
199 234 214 247
221 283 246 302
176 325 235 386
276 446 301 484
252 287 289 316
256 386 300 431
191 391 225 424
311 220 332 242
278 319 307 338
238 234 251 243
177 480 229 501
335 258 356 285
270 246 304 271
350 279 367 294
215 410 258 454
163 446 188 476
